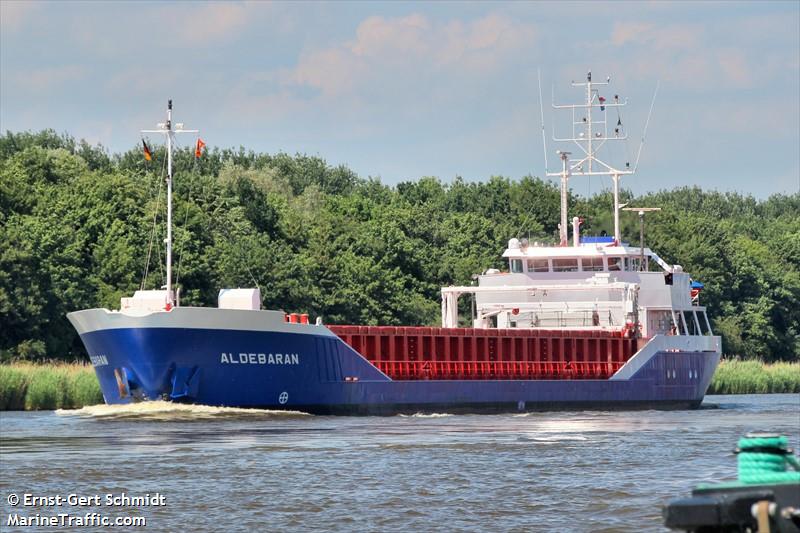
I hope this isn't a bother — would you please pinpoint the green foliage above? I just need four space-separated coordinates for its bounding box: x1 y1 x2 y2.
0 132 798 362
708 359 800 394
0 363 103 410
633 188 800 360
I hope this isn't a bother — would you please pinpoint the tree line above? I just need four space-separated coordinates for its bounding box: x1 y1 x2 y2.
1 130 798 362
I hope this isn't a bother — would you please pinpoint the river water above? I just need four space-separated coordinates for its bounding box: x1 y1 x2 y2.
1 394 798 532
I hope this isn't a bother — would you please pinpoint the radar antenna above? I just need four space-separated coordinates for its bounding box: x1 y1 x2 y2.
546 71 637 246
622 207 661 271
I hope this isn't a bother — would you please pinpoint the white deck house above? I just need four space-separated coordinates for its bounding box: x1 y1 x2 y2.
441 235 712 339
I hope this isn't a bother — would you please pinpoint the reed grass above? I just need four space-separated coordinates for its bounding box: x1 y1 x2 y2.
0 363 102 411
708 359 800 395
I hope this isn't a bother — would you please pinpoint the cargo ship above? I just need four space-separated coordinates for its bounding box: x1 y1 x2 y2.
67 73 721 414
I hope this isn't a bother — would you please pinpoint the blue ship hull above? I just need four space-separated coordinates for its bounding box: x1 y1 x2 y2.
70 308 721 415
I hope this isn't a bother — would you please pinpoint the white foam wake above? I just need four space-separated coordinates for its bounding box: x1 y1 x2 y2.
526 435 589 442
398 413 453 418
55 401 311 420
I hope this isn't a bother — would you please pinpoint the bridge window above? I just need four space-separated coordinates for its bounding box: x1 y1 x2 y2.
625 257 642 272
648 310 673 335
608 257 623 271
527 259 549 272
552 258 579 272
683 311 704 336
510 259 524 273
582 257 604 272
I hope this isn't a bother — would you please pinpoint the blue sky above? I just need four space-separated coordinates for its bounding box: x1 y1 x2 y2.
1 1 798 197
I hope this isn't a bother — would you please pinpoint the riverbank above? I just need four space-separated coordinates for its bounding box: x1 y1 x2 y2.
0 363 102 410
0 360 797 410
707 359 800 395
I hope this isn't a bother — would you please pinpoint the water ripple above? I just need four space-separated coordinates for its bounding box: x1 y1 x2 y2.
1 394 798 531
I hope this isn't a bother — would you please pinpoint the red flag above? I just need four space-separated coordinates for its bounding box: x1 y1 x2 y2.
142 139 152 161
195 138 206 158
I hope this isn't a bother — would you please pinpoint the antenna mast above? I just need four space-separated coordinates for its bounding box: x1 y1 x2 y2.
622 207 661 270
142 100 198 309
546 71 635 245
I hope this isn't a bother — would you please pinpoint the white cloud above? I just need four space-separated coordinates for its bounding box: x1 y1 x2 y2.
2 2 796 197
105 66 186 95
716 49 751 87
0 1 38 32
284 13 538 98
10 65 87 91
605 16 797 90
351 14 431 59
610 22 654 47
59 1 274 57
289 45 362 97
616 22 700 51
171 2 253 45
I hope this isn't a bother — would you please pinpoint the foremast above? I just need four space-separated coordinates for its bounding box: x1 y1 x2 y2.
141 100 197 309
545 71 636 246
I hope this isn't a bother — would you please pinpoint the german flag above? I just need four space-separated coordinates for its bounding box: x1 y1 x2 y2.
195 138 206 159
142 139 153 161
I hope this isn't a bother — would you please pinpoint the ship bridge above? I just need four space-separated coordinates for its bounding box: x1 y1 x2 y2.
501 237 670 275
442 237 712 340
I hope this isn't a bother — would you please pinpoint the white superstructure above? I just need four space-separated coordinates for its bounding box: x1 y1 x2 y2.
442 72 711 342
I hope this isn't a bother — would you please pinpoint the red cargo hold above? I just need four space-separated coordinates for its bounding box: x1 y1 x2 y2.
328 326 636 381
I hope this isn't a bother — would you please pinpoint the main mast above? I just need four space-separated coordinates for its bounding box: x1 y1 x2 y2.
546 71 634 245
142 100 197 309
